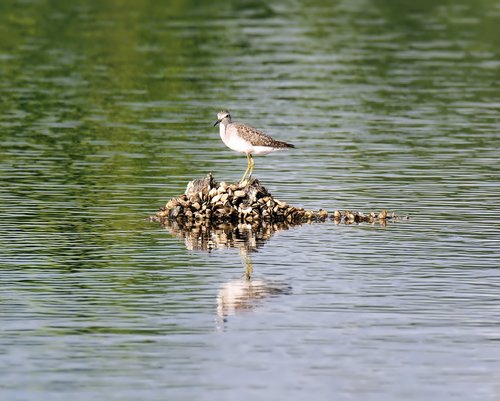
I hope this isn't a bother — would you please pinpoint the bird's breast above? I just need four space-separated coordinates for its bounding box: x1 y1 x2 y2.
220 125 253 154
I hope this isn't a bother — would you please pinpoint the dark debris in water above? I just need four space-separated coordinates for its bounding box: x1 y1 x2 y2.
151 173 408 228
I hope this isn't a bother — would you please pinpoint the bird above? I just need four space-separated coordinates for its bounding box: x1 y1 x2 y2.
213 110 295 184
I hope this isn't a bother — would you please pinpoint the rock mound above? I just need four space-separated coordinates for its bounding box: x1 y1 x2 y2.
151 174 405 226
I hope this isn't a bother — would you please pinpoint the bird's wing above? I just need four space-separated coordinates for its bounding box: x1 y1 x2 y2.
229 123 292 148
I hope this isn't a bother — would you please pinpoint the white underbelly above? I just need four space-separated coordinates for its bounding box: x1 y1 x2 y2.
221 133 276 155
250 146 277 155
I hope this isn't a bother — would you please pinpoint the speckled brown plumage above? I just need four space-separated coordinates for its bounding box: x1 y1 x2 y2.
226 122 295 148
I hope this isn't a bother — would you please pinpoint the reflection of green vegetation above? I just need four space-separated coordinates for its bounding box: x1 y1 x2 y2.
0 1 224 240
0 0 498 270
0 1 211 268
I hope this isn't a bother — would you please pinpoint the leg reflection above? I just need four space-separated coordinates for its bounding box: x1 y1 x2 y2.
216 249 291 329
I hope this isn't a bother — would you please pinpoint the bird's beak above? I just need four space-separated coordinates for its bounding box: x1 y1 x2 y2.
213 119 221 127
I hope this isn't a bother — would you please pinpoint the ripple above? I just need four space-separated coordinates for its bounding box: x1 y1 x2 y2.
1 0 500 400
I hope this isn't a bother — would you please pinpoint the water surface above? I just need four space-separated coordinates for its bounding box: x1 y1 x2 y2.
1 0 499 400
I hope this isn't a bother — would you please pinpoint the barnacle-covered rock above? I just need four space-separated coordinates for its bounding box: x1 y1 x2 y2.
151 174 406 227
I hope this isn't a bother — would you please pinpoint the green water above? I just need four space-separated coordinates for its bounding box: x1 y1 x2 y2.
1 1 499 400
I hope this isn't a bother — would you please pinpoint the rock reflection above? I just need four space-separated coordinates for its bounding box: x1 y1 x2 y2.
160 218 299 253
160 219 293 324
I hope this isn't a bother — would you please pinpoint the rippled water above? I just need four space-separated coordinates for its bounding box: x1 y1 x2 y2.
1 0 499 400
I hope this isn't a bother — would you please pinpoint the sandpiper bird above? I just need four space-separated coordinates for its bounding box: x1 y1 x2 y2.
213 110 295 184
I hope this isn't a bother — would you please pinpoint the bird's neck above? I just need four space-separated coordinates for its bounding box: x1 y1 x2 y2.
219 118 231 139
219 122 227 139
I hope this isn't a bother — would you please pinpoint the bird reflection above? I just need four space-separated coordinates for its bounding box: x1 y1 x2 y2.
159 219 293 324
216 250 291 324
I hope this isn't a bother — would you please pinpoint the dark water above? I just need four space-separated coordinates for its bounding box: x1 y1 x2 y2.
1 0 499 400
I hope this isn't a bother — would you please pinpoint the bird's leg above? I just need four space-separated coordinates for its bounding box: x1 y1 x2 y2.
240 153 251 184
248 155 255 180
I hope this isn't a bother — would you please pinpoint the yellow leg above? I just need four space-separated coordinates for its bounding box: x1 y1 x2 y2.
245 257 253 280
240 154 252 184
247 155 255 179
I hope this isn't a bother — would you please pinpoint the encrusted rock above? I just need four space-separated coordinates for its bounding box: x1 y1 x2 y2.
233 190 246 199
211 194 222 204
208 188 217 198
152 174 404 227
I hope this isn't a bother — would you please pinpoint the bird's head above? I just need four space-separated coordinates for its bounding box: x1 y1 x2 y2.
213 110 231 126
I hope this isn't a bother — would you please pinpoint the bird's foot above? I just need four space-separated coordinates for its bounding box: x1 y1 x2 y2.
239 175 254 187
